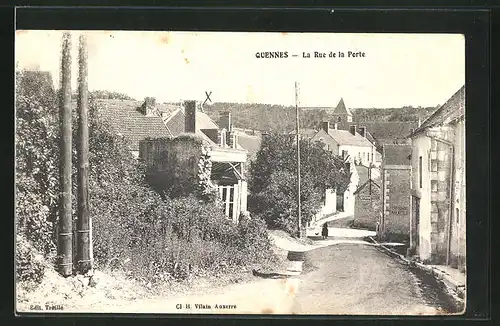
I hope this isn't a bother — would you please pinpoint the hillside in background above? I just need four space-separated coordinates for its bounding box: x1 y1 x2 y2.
203 102 439 132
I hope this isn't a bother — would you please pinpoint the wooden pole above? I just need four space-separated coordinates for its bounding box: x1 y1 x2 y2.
76 34 92 273
58 32 73 277
295 82 302 238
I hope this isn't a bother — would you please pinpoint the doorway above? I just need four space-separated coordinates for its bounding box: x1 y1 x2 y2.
412 196 420 250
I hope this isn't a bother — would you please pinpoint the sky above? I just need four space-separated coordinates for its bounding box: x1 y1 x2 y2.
15 31 465 108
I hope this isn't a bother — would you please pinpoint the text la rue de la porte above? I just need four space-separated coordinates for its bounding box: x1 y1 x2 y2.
303 51 365 58
255 51 366 59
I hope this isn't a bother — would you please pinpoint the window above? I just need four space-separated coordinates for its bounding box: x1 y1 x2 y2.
371 152 374 163
431 160 438 172
342 150 347 158
219 185 236 222
456 208 460 224
431 180 438 192
337 116 342 122
419 156 423 188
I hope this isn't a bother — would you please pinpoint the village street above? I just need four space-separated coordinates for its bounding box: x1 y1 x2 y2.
48 227 456 315
292 242 440 315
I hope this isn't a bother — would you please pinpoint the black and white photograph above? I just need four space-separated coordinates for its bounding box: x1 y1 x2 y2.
15 30 466 315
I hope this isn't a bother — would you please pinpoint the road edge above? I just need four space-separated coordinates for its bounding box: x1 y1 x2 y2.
367 236 465 313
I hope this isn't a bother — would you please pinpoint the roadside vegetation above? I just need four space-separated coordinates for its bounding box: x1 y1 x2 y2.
15 70 279 303
248 134 351 236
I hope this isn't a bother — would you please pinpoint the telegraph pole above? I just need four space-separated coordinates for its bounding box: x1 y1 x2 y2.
58 32 73 277
295 82 302 238
76 33 92 273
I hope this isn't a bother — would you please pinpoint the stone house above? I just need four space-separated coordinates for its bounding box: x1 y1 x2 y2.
408 85 465 271
380 144 412 242
310 121 377 167
97 97 177 158
140 101 249 224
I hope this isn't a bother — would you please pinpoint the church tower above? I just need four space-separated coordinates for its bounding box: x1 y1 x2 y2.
331 98 353 130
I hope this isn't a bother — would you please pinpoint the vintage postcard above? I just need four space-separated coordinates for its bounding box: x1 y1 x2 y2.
15 30 465 315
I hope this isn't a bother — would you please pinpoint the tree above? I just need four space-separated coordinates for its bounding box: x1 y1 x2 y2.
248 134 350 234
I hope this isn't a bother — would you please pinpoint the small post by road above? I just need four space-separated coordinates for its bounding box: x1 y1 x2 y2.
295 81 302 238
76 33 92 274
58 31 73 277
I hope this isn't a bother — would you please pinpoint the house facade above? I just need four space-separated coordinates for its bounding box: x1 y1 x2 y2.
310 121 377 167
353 177 381 231
409 85 465 271
380 144 412 241
140 101 249 224
97 97 177 158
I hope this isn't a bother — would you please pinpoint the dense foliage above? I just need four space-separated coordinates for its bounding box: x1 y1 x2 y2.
204 102 437 132
248 134 351 234
16 70 275 288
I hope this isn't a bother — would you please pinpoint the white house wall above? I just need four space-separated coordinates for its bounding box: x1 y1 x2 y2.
339 144 376 166
410 134 432 261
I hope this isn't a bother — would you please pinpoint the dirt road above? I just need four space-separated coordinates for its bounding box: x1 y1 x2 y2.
291 243 439 315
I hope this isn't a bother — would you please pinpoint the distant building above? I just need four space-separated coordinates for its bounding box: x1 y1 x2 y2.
310 121 377 167
140 102 249 223
380 144 412 242
355 121 418 149
353 169 381 231
97 98 174 158
409 86 465 271
331 98 353 126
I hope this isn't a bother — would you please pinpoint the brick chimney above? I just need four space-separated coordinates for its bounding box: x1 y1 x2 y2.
349 125 357 136
359 126 366 138
321 121 330 133
228 130 237 148
140 97 157 116
218 128 228 147
184 100 197 133
219 111 232 132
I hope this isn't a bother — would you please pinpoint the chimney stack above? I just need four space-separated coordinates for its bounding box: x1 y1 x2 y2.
321 121 330 133
184 100 197 133
141 97 157 116
359 126 366 138
219 111 232 132
349 125 357 136
228 130 237 149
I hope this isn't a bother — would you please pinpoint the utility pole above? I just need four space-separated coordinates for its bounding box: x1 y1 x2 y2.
295 82 302 238
58 32 73 277
76 33 92 274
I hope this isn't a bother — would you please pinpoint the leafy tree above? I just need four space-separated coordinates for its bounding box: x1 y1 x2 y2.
248 134 350 234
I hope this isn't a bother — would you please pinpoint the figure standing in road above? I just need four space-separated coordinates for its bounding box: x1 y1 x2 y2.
322 222 329 240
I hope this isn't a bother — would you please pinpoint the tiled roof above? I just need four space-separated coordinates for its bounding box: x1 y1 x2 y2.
326 129 374 147
333 98 352 116
354 179 380 195
356 122 419 141
95 99 173 151
236 133 262 160
355 165 370 184
412 85 465 135
382 144 412 166
163 107 219 145
365 131 377 145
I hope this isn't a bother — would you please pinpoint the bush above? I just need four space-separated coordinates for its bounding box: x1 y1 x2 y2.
237 215 274 263
16 234 46 290
16 70 276 285
248 133 350 236
16 72 60 258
